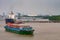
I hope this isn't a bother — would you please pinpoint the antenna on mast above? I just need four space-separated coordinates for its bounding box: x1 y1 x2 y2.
9 3 14 15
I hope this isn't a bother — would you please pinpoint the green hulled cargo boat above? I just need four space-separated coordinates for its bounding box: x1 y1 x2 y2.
4 25 34 35
4 12 34 35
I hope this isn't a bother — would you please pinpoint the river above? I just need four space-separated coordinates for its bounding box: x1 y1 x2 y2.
0 21 60 40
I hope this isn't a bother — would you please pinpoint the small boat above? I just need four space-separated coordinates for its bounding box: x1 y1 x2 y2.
4 25 34 35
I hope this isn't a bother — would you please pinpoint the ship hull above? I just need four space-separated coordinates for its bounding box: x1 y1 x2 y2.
4 26 34 35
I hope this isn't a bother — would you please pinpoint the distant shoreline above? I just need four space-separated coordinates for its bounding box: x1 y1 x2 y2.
0 20 60 23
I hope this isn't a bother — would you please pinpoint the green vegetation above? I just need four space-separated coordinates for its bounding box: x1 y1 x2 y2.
49 15 60 21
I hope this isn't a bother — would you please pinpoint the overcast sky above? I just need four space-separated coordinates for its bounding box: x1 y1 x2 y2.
0 0 60 16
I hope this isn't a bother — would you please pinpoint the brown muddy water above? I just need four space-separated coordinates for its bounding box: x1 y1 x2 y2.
0 21 60 40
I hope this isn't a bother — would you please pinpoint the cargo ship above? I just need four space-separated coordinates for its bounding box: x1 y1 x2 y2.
4 23 34 35
4 11 34 35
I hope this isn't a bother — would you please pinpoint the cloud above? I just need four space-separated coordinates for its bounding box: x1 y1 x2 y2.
0 0 60 15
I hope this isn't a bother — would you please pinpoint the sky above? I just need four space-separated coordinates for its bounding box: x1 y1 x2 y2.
0 0 60 16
